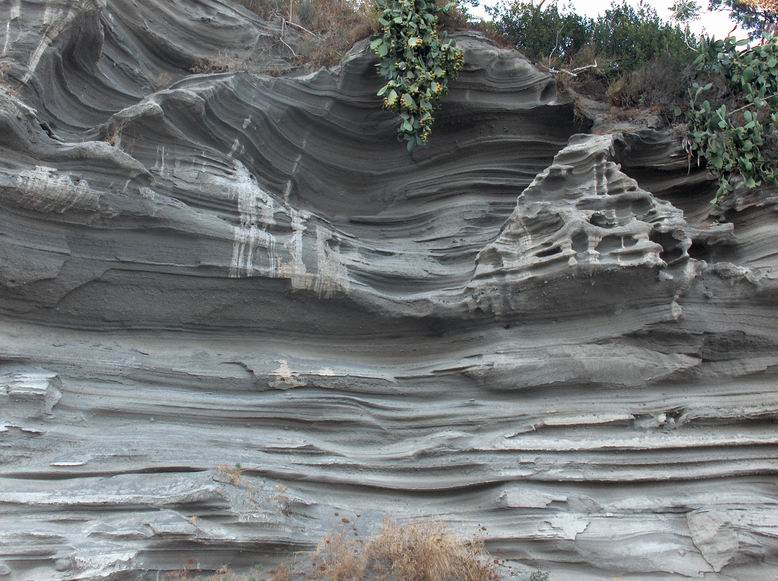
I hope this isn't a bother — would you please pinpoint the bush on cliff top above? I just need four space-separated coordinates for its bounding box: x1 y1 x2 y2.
487 0 697 74
486 0 778 206
486 0 698 108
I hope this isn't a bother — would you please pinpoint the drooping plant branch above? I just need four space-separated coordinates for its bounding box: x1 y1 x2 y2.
687 35 778 204
371 0 464 152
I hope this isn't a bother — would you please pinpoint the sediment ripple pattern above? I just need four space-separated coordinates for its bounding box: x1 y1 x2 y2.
1 1 778 579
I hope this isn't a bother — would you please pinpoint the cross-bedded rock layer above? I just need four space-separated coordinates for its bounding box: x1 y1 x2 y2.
2 1 778 579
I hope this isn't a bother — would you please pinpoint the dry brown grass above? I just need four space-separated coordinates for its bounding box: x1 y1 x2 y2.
235 0 378 67
437 1 470 30
214 463 244 485
213 1 511 71
313 519 499 581
436 3 512 48
607 56 693 115
296 0 379 67
313 528 368 580
267 564 291 581
166 563 289 580
234 0 286 20
166 519 497 580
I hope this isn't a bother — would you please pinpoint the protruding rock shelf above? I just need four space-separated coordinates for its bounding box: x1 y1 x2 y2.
1 1 778 579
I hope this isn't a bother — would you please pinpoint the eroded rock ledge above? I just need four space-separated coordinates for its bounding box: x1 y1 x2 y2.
2 1 778 579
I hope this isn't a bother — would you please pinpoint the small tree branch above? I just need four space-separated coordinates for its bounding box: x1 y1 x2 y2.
280 36 297 57
279 19 297 57
548 27 562 67
549 61 598 77
728 93 778 117
283 18 320 39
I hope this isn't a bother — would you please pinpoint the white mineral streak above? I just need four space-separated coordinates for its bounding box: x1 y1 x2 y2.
227 163 349 294
229 165 270 278
313 225 350 297
285 208 308 284
22 3 74 84
13 166 99 213
2 9 13 58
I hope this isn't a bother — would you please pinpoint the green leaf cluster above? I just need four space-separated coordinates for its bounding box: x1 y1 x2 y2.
371 0 465 152
486 1 696 77
687 35 778 203
486 1 592 66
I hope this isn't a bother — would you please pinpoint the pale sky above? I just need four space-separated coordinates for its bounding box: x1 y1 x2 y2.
473 1 745 39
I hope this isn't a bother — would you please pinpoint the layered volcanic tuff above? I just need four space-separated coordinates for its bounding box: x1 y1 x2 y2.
2 1 778 580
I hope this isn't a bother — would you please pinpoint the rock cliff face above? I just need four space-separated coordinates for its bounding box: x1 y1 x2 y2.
2 1 778 579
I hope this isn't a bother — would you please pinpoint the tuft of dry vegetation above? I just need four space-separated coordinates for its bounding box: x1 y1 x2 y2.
166 563 290 581
231 0 507 69
188 1 511 75
313 528 368 580
606 56 693 113
214 463 244 485
435 2 511 48
165 518 500 580
313 518 499 581
235 0 380 67
267 564 291 581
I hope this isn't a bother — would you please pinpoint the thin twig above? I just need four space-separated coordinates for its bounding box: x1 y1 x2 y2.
683 27 699 53
280 36 297 57
683 137 692 176
549 61 598 77
283 18 320 38
728 93 778 117
279 18 297 57
548 27 561 68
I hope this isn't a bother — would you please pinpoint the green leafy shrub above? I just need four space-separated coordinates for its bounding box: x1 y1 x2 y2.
439 0 479 27
591 1 696 76
486 1 592 64
687 35 778 203
487 1 695 77
371 0 465 151
485 1 696 109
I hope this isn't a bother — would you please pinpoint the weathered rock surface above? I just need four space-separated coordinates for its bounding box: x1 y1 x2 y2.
2 1 778 579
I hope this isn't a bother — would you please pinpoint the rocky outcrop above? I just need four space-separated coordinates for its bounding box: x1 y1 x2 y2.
2 1 778 579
